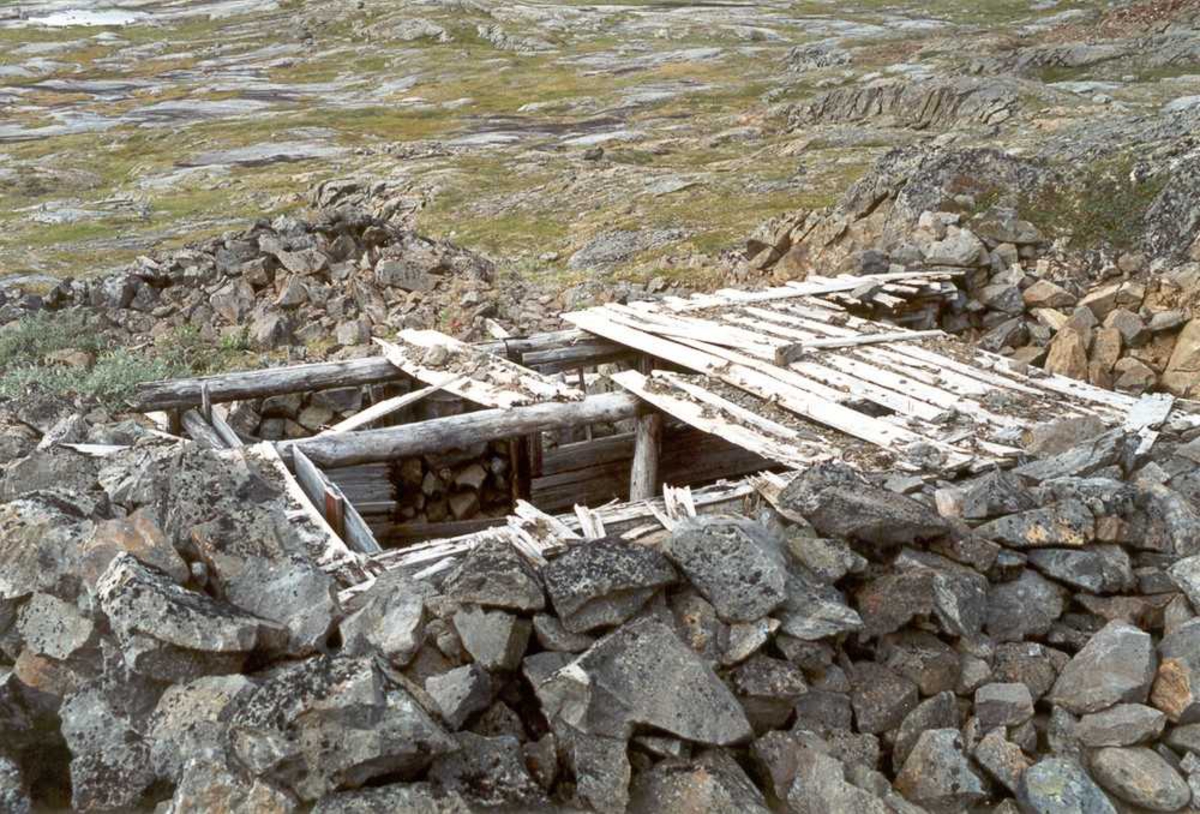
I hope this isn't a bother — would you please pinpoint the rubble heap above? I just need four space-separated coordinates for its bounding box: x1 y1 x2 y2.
0 205 554 352
3 407 1200 812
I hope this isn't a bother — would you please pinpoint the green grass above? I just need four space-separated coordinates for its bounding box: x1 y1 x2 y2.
0 314 251 409
1017 155 1168 253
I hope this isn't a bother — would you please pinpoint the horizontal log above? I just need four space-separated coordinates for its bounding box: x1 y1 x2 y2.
280 392 643 467
131 329 628 411
131 357 403 411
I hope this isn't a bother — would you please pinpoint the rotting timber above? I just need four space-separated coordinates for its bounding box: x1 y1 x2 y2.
130 272 1200 558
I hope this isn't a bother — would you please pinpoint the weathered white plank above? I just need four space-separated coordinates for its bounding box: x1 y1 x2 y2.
377 331 583 408
321 375 470 435
610 369 833 469
293 448 383 555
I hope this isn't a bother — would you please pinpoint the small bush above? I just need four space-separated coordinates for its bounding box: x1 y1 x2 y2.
0 310 109 371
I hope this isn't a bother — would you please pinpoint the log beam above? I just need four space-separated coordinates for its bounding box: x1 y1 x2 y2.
629 411 663 501
279 392 643 467
131 329 627 411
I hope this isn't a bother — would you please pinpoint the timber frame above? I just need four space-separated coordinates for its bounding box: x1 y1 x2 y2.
131 272 1200 578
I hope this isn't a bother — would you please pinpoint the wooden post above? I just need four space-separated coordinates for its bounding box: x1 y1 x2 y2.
629 356 662 501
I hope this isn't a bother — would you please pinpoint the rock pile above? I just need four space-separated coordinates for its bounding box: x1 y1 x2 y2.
3 411 1200 811
0 203 562 353
743 145 1200 399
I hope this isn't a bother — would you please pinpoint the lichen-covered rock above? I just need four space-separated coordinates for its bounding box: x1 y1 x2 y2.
148 674 255 782
778 463 948 546
60 685 158 812
1017 758 1116 814
339 571 431 666
894 728 986 812
1089 746 1191 811
1151 618 1200 722
426 664 493 730
536 618 752 745
224 655 457 800
442 537 545 612
311 783 469 814
1076 704 1166 747
429 733 545 809
98 553 287 682
664 516 787 623
1049 621 1155 715
629 748 771 814
543 537 676 632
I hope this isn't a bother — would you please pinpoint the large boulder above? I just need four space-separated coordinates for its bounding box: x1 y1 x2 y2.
535 618 752 745
224 655 457 801
1049 621 1156 715
779 463 948 547
663 517 786 623
98 554 287 682
543 537 676 631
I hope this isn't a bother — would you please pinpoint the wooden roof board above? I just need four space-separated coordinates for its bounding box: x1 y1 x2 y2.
375 331 584 409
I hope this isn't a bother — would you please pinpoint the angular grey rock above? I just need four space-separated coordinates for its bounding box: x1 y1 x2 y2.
895 728 986 812
779 569 863 641
98 553 286 682
543 537 676 631
442 538 545 612
778 462 948 546
959 469 1037 520
561 729 631 814
1076 704 1166 747
976 500 1095 548
148 673 254 782
339 571 431 666
536 618 752 745
974 728 1029 795
855 570 935 639
664 516 787 623
60 685 157 813
429 733 545 809
894 692 959 771
786 534 866 584
784 745 890 814
533 613 595 653
986 569 1066 642
426 664 493 730
976 682 1035 729
1090 746 1191 812
0 756 30 814
1029 546 1135 594
16 592 97 661
312 782 470 813
882 630 960 697
1015 429 1136 483
452 605 531 672
0 495 92 609
1018 757 1116 814
629 748 770 814
1049 620 1156 714
1168 555 1200 609
732 654 808 732
850 662 918 735
224 655 457 801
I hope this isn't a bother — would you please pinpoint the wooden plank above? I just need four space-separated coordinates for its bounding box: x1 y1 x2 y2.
249 443 360 569
773 329 944 363
321 375 470 435
610 370 832 469
377 331 583 408
293 447 383 555
281 392 642 468
567 309 930 452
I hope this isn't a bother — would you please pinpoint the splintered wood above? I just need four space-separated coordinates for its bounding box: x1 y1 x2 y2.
564 273 1192 477
375 331 583 409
